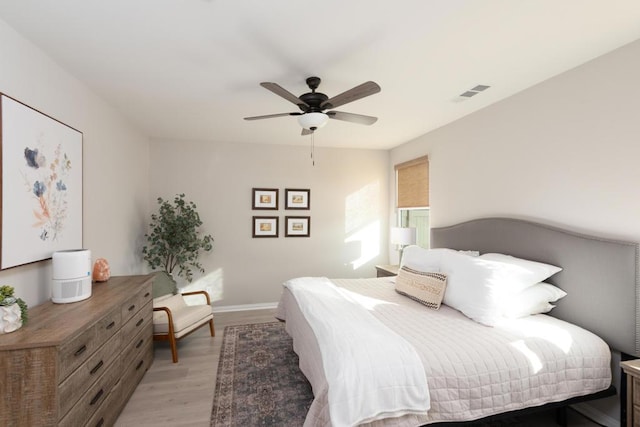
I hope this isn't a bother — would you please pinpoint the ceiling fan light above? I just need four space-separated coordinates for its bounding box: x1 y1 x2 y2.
298 112 329 130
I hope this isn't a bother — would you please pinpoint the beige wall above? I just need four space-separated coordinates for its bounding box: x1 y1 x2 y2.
391 38 640 242
149 139 389 307
0 18 150 307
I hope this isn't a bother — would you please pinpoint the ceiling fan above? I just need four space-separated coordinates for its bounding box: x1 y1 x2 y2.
244 76 381 135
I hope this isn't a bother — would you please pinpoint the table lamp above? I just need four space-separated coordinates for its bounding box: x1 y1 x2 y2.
390 227 417 263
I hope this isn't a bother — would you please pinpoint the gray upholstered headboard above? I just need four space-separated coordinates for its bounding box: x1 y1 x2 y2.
431 217 640 357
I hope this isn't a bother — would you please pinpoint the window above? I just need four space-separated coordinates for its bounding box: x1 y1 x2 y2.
395 156 429 248
398 208 430 248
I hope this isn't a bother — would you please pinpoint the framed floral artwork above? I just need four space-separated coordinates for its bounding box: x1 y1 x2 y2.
252 188 278 210
252 216 278 238
285 216 310 237
0 94 83 270
285 188 310 210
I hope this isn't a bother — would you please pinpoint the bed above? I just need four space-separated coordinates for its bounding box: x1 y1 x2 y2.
276 217 640 426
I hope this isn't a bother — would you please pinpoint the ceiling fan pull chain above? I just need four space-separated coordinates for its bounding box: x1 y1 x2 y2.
311 131 315 166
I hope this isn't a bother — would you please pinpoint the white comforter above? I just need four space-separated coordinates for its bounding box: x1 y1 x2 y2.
283 277 430 426
276 277 612 426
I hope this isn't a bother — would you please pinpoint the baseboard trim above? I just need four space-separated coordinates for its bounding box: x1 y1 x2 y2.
212 302 279 313
571 402 619 427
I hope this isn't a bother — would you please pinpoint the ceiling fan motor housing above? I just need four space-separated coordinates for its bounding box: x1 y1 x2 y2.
299 92 328 112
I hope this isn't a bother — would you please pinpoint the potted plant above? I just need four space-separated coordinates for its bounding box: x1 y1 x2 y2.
142 194 214 291
0 285 28 334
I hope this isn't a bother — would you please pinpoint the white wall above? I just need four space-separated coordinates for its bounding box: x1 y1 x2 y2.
390 37 640 426
0 18 150 307
149 139 389 307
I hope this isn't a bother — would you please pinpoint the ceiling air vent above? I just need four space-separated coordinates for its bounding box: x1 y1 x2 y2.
453 84 491 102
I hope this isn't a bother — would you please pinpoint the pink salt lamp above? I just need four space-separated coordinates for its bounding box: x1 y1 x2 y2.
93 258 111 282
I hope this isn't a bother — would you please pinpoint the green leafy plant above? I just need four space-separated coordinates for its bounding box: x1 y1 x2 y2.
0 285 28 324
142 194 214 282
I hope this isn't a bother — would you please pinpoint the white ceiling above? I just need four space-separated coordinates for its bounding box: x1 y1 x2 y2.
1 1 640 150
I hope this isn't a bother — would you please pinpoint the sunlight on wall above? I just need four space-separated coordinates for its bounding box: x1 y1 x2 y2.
344 181 382 270
180 267 224 304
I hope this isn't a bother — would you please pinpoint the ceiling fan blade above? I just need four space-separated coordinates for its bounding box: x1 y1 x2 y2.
301 128 314 136
320 81 381 110
260 82 309 111
244 112 302 121
327 111 378 125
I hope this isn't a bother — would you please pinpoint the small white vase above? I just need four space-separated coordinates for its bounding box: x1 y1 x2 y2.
0 303 23 334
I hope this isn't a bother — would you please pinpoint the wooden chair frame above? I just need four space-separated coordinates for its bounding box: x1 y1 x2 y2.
153 290 215 363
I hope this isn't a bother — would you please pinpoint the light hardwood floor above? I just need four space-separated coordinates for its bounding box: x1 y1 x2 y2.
115 308 279 427
115 308 604 427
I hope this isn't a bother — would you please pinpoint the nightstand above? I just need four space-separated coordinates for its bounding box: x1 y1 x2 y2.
375 264 400 277
621 359 640 426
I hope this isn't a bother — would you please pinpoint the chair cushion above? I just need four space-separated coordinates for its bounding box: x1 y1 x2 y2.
153 302 213 335
153 294 187 312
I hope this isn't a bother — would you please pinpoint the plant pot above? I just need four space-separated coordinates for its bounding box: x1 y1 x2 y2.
0 303 23 334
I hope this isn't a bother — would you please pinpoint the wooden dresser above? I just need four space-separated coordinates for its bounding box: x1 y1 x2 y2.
0 275 154 427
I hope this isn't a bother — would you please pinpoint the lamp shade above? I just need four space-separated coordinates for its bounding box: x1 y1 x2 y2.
298 112 329 130
390 227 416 246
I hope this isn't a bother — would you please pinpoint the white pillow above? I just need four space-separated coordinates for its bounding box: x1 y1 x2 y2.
400 246 451 272
440 251 562 326
479 253 562 287
501 282 567 318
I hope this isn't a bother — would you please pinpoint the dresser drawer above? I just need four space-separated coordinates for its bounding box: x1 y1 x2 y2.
58 306 122 381
59 356 121 427
121 341 153 401
122 300 152 344
85 380 123 427
121 284 153 324
123 319 153 364
58 331 122 417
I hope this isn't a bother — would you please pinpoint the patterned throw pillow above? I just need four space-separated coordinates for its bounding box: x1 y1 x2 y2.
395 266 448 310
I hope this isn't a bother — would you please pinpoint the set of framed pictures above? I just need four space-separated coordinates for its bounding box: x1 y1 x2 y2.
252 188 310 238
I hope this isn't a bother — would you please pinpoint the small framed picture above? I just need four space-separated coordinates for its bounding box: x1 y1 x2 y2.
285 216 310 237
252 188 278 210
252 216 278 238
285 188 310 210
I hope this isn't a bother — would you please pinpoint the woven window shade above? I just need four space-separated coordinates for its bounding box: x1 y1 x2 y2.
396 156 429 208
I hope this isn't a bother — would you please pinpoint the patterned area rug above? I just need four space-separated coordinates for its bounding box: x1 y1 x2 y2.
210 321 313 426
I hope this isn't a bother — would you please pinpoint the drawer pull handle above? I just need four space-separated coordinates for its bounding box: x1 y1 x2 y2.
106 321 116 330
90 360 104 375
136 360 144 371
144 292 150 298
74 345 87 357
136 338 144 349
128 304 136 312
136 318 144 327
96 418 105 427
90 388 104 406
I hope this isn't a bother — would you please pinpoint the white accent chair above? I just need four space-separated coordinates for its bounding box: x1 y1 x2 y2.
152 277 215 363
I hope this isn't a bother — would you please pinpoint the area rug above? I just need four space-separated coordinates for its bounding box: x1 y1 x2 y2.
210 321 313 426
